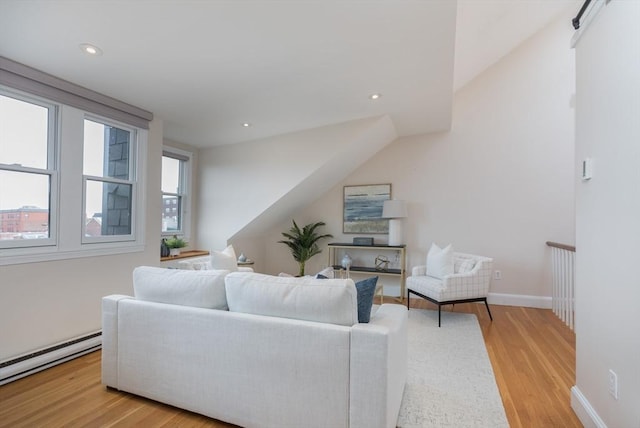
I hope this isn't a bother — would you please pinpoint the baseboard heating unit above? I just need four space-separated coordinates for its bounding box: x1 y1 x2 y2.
0 331 102 386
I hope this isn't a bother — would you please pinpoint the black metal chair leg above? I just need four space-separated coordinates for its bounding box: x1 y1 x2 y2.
484 298 493 321
438 305 441 327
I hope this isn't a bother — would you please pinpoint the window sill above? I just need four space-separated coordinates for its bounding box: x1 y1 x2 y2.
160 250 209 262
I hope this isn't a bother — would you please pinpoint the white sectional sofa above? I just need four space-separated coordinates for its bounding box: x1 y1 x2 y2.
102 268 408 428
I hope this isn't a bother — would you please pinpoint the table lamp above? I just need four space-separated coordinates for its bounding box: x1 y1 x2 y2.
382 200 407 246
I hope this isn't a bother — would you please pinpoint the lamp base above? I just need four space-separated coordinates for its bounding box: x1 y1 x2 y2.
388 219 404 246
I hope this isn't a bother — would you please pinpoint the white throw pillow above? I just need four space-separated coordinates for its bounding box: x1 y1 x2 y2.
210 245 238 271
456 258 476 274
133 266 230 309
225 272 358 326
426 243 454 279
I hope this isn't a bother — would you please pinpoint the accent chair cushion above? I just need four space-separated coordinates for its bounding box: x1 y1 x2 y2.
355 276 378 323
211 245 238 271
225 272 358 326
456 257 476 273
426 243 454 279
133 266 230 309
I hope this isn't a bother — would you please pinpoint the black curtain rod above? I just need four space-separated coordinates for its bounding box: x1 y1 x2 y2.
572 0 593 30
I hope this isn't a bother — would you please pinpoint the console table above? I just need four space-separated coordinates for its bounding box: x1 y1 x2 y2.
327 243 407 301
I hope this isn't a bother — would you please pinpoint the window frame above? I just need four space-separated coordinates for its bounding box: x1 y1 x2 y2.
81 115 139 244
0 85 148 266
0 88 59 250
161 146 192 241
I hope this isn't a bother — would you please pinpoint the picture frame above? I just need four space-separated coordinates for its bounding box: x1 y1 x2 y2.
343 183 391 234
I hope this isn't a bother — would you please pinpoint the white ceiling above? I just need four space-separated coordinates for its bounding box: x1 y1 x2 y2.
0 0 579 148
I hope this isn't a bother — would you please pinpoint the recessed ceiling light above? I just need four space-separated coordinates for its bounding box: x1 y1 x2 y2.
242 122 251 127
369 93 382 100
79 43 103 56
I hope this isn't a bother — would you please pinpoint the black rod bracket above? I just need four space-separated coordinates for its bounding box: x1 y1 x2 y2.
573 0 593 30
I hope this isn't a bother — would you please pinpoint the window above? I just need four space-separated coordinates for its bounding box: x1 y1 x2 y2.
82 118 137 242
0 58 152 265
0 86 148 265
0 90 57 248
161 148 191 238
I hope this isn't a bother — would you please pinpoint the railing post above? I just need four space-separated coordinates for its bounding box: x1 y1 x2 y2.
546 241 576 331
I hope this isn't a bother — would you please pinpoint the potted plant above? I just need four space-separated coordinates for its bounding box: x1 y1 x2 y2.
165 235 187 257
278 220 333 276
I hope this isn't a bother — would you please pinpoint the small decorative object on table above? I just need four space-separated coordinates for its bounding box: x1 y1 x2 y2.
353 237 374 246
341 253 352 270
375 255 390 271
160 239 170 257
164 235 187 257
238 253 247 263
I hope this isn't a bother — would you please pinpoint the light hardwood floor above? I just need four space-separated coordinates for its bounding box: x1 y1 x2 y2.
0 299 581 427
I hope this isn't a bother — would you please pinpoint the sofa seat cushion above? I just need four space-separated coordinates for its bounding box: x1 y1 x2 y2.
133 266 230 309
225 272 358 326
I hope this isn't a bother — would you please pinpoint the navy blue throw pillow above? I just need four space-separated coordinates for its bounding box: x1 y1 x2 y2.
316 274 328 279
355 276 378 323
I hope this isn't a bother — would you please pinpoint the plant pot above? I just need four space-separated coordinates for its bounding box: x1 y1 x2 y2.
169 248 181 257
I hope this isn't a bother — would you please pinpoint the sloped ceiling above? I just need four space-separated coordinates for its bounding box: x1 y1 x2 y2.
0 1 578 148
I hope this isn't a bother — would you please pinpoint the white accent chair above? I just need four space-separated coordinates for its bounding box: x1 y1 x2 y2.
406 252 493 327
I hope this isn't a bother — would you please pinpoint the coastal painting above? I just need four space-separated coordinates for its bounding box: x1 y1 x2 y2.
343 184 391 234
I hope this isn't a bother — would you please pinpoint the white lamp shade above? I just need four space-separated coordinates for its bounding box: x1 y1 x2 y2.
382 200 407 219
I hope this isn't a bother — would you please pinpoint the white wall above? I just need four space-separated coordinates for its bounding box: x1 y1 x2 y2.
572 2 640 426
264 13 576 302
196 116 397 258
0 119 163 361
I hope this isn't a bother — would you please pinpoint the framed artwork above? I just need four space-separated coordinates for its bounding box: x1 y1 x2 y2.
343 183 391 234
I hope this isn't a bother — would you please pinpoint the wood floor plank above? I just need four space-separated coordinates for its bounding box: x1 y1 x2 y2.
0 301 581 427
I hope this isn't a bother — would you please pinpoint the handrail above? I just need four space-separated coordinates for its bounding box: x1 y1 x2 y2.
546 241 576 252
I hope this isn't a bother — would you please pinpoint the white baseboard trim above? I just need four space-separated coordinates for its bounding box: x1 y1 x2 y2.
0 331 102 386
571 386 607 428
488 292 552 309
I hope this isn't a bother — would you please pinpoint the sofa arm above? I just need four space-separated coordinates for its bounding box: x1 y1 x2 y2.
101 294 133 388
411 265 427 276
350 304 408 428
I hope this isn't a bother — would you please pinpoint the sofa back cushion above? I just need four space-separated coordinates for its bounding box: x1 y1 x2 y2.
133 266 230 309
225 272 358 326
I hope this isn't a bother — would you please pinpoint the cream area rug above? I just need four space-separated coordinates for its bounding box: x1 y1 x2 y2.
396 308 509 428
